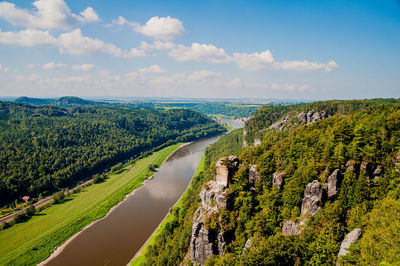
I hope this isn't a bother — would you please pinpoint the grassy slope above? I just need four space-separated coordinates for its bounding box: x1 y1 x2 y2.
0 143 182 265
131 155 206 266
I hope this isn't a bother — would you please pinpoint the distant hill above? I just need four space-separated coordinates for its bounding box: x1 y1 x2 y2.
15 97 56 106
56 96 94 106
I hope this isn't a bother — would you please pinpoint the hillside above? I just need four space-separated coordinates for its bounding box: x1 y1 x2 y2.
139 99 400 265
0 102 224 206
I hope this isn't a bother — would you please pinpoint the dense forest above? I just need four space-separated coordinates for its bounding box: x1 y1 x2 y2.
0 101 224 206
139 99 400 265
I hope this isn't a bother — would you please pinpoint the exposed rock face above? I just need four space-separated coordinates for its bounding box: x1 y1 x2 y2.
200 181 229 209
215 156 239 187
269 116 290 131
249 165 260 185
282 220 299 236
327 169 340 198
242 238 252 254
191 156 239 265
298 110 330 125
254 138 261 146
283 180 326 236
272 171 286 189
337 228 362 261
301 180 323 216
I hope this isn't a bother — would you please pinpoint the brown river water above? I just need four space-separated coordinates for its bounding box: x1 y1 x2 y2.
44 119 242 266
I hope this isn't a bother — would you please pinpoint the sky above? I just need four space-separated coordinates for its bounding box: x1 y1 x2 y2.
0 0 399 99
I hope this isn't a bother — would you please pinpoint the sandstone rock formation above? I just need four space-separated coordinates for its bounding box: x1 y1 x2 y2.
301 180 324 216
249 165 260 185
190 156 239 265
282 220 300 236
272 171 286 189
337 228 362 263
269 116 290 131
215 156 239 187
327 169 340 198
298 110 331 125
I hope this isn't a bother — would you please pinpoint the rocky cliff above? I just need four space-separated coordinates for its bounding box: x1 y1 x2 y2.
190 156 239 265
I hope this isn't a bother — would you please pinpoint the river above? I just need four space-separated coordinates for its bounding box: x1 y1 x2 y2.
44 119 241 266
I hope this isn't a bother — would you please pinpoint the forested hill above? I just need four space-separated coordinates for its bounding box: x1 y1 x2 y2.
0 101 225 206
139 99 400 265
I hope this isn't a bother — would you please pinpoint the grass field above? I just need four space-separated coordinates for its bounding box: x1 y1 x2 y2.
0 143 182 265
131 154 206 266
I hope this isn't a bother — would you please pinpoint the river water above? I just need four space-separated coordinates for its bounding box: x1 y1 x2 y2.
44 119 242 266
44 136 220 266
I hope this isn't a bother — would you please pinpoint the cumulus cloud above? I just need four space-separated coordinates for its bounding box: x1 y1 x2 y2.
113 16 184 40
42 62 66 69
233 50 275 71
57 29 122 56
232 50 338 72
273 60 338 72
0 28 128 57
0 0 99 30
138 64 166 74
0 25 337 73
71 64 94 71
168 43 231 63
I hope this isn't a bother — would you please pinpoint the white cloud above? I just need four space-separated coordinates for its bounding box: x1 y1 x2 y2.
273 60 339 72
57 29 122 56
138 64 166 74
0 64 9 72
114 16 184 41
78 7 99 23
232 50 338 72
168 43 231 63
0 0 99 30
0 28 57 46
233 50 275 71
71 64 94 71
26 64 36 69
0 28 149 58
42 62 66 69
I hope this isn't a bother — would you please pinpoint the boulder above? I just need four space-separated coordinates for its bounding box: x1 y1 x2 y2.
272 171 286 189
327 169 340 198
242 238 252 254
282 220 299 236
337 228 362 261
249 165 260 185
301 180 323 216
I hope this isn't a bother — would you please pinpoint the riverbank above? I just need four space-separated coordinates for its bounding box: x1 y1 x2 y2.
0 143 183 266
130 154 206 266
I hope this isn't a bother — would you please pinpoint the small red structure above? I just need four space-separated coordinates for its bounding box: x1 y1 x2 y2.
22 196 30 203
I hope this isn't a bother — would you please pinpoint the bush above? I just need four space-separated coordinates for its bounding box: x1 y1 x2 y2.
52 191 65 204
25 204 35 217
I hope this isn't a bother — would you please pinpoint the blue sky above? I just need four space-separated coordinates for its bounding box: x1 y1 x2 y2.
0 0 399 99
